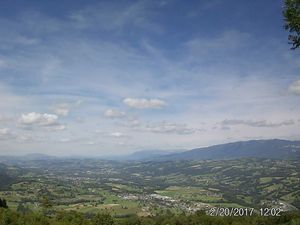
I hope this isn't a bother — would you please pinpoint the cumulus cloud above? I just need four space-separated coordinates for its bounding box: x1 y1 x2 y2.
221 119 295 128
19 112 59 126
18 112 66 131
288 80 300 95
123 98 166 109
0 128 16 139
145 121 196 135
1 1 300 155
104 109 126 118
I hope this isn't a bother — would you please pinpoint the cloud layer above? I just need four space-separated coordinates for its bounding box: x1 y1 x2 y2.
104 109 126 118
0 0 299 156
123 98 166 109
221 119 295 128
19 112 59 126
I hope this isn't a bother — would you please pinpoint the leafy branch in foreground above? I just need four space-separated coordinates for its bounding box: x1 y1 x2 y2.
1 208 300 225
284 0 300 49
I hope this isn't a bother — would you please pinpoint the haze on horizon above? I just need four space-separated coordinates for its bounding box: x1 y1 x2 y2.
0 0 300 156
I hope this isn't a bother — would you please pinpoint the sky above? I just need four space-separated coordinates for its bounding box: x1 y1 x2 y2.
0 0 300 156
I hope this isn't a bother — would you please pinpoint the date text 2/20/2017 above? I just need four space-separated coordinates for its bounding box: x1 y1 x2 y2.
207 207 282 217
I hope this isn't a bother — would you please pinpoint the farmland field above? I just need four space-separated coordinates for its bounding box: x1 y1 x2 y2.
0 157 299 217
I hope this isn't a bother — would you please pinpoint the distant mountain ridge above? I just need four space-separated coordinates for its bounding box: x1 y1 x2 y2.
0 139 299 162
126 149 185 160
0 153 57 163
155 139 300 161
102 149 185 161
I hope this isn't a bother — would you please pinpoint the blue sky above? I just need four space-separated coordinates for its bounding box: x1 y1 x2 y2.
0 0 299 156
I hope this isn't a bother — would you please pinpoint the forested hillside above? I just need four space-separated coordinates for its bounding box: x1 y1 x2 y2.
0 208 300 225
0 164 17 191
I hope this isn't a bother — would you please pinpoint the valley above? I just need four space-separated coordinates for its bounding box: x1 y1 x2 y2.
0 157 299 217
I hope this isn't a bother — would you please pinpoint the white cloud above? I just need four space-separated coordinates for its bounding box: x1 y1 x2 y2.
19 112 59 126
221 119 295 128
110 132 126 138
125 119 140 128
145 121 196 135
53 103 70 116
53 100 82 116
84 141 95 145
18 112 67 131
59 138 72 143
1 3 300 156
0 128 16 139
55 108 69 116
16 134 33 142
288 80 300 95
123 98 166 109
59 137 87 143
45 124 67 131
104 109 126 118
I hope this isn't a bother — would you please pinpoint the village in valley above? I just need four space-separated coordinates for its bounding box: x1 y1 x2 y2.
0 157 299 217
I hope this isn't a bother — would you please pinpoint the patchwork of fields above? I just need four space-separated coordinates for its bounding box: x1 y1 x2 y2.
0 158 299 217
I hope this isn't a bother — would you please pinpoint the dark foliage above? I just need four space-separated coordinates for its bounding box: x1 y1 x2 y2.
0 208 300 225
284 0 300 49
0 198 8 208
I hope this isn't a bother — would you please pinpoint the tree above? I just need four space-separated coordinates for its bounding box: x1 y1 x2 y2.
284 0 300 49
17 203 32 214
41 196 52 209
92 213 114 225
0 198 8 208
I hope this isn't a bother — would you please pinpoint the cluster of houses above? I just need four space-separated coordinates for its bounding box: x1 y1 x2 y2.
119 193 211 213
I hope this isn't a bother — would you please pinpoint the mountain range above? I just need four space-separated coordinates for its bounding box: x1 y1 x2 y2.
102 139 300 161
0 139 299 162
153 139 300 161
